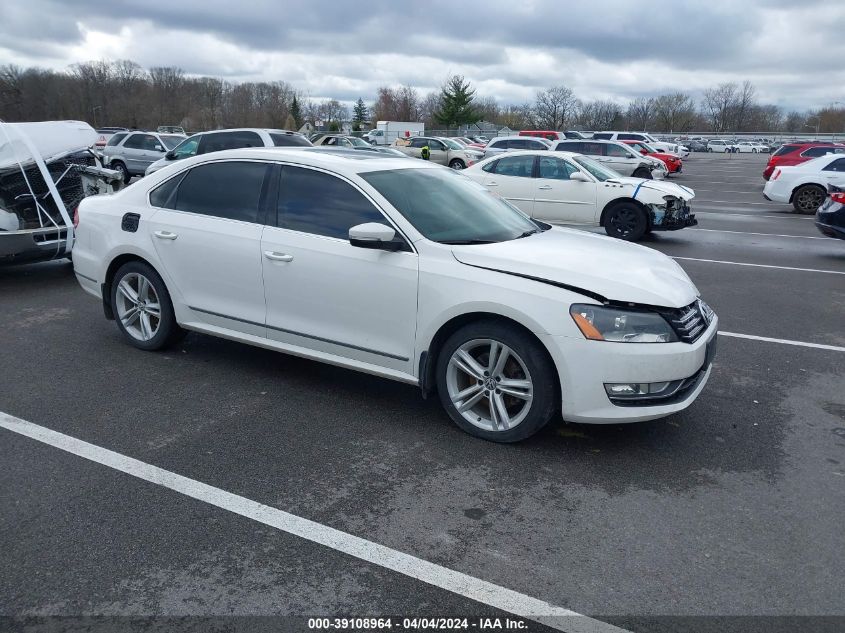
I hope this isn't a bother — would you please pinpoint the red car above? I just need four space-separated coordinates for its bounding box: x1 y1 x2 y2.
763 143 845 180
622 140 683 173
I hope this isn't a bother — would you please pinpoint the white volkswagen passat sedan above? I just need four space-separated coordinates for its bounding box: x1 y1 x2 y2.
72 148 718 442
464 151 696 241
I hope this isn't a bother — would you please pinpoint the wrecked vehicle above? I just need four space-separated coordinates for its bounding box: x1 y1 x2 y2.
464 150 696 242
0 120 122 265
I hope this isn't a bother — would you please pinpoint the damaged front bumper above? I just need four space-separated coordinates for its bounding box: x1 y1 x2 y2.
647 199 697 231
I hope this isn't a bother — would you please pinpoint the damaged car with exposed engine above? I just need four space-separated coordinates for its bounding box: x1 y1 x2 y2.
464 150 696 241
1 120 123 265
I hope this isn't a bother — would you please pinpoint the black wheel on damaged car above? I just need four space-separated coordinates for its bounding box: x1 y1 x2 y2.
792 184 826 215
112 161 131 184
449 159 466 170
604 202 648 241
632 167 652 179
435 320 557 443
111 261 185 350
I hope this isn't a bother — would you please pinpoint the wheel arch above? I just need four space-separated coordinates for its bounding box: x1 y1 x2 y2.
789 182 825 204
102 253 160 320
599 197 651 227
418 311 561 400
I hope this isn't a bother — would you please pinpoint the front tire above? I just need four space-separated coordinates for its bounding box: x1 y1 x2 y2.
604 202 648 241
632 167 652 179
111 261 185 350
449 159 466 170
112 161 131 184
792 184 826 215
436 321 557 442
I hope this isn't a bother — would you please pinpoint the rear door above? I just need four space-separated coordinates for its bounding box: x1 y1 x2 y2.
821 157 845 186
428 139 448 165
604 142 639 175
121 133 158 173
533 155 597 224
147 160 270 336
478 154 537 215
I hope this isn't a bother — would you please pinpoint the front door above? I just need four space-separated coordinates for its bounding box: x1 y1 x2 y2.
261 165 418 374
479 154 537 215
532 156 598 224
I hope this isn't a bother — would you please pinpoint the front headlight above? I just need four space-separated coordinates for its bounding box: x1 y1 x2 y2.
570 304 678 343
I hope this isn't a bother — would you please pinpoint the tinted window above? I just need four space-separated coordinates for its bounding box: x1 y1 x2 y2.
823 158 845 172
123 134 156 150
508 139 529 150
579 142 607 156
270 132 311 147
276 166 386 239
555 141 583 152
538 156 578 180
527 139 549 150
410 138 429 148
106 133 128 147
802 147 835 158
481 159 498 173
593 133 612 139
494 155 535 177
488 139 506 149
149 172 187 208
618 133 641 141
199 131 263 154
172 161 268 222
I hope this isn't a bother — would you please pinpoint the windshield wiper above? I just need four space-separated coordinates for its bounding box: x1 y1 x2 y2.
515 229 539 239
439 239 497 245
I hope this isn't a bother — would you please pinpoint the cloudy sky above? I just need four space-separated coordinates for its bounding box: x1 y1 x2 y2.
2 0 843 110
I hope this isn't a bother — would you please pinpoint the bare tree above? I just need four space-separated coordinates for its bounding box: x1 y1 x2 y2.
534 85 578 130
652 92 696 133
701 82 739 133
733 80 757 132
578 100 623 130
626 97 655 131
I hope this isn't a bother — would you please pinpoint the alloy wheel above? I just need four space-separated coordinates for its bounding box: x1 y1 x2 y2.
446 338 533 432
115 272 161 341
609 207 641 237
795 187 825 213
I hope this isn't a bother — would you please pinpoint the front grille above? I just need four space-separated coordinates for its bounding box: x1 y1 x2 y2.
661 301 707 343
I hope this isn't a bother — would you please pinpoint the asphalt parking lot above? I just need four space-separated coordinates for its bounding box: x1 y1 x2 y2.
1 152 844 633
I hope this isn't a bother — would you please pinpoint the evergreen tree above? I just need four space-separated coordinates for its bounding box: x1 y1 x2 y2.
352 97 368 130
434 75 479 128
290 95 302 128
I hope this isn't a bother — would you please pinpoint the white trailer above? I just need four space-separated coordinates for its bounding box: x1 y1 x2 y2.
365 121 424 145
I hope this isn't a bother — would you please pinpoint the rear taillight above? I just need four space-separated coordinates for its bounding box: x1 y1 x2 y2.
831 192 845 204
772 169 781 181
72 206 80 228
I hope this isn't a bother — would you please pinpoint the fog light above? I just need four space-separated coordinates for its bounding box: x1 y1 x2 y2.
605 381 674 398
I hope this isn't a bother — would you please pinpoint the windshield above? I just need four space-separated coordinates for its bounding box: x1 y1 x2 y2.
160 135 184 149
361 168 539 244
573 156 620 181
639 142 658 153
441 138 463 150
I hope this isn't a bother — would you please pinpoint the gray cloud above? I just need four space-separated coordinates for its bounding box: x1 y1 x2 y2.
0 0 843 109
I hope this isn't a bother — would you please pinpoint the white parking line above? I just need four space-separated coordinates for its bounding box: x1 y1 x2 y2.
695 200 775 205
691 228 828 239
719 332 845 353
695 211 813 221
0 412 628 633
672 256 845 275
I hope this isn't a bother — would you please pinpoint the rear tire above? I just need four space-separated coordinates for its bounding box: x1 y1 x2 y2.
111 261 185 351
435 320 557 443
792 184 826 215
449 159 466 170
604 202 648 241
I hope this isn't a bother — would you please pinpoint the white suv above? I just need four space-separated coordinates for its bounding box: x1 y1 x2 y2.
593 132 688 157
72 148 717 442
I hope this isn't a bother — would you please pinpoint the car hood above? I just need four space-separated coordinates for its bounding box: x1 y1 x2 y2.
450 227 699 308
608 177 695 202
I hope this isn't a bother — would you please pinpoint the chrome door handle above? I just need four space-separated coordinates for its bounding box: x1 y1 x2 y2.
264 251 294 262
538 185 553 190
154 230 177 240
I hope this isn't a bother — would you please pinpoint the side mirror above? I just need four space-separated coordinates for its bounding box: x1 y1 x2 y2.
349 223 405 252
155 144 164 152
570 172 591 182
165 150 176 160
640 149 648 155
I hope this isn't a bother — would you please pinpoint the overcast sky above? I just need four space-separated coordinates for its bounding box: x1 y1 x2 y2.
2 0 843 110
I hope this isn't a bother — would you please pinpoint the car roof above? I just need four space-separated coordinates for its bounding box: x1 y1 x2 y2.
477 149 582 161
176 146 441 174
